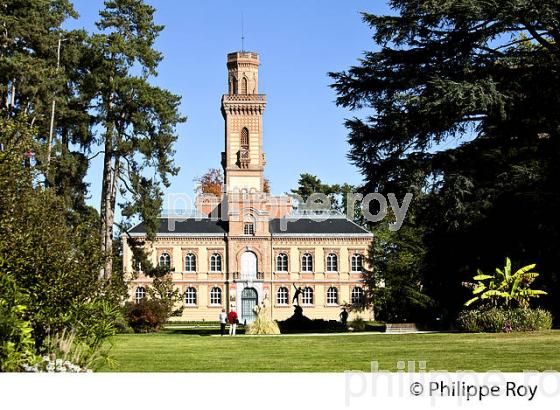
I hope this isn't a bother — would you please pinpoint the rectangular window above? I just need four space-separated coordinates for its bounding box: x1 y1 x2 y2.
244 223 254 235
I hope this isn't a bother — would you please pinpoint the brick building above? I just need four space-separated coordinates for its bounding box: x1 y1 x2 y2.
124 51 373 323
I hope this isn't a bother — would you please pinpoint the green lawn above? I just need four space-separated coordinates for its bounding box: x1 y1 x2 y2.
100 329 560 372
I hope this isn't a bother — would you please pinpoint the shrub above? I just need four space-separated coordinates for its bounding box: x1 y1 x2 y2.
507 308 553 331
349 317 367 332
114 314 134 334
124 300 169 333
457 307 553 332
0 130 127 369
0 272 38 371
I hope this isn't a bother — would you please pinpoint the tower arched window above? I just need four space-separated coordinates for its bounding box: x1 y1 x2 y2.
241 127 249 148
241 76 248 94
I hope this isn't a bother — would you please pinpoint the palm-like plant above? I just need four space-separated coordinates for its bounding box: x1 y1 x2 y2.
465 258 547 308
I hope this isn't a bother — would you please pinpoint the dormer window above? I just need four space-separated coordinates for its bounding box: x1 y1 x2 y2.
244 222 255 235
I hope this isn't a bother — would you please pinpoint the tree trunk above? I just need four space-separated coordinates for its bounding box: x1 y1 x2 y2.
103 156 120 278
100 121 114 279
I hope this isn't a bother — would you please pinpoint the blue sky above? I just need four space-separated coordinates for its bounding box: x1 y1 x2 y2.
68 0 393 215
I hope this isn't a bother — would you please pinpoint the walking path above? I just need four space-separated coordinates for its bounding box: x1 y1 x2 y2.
208 330 443 337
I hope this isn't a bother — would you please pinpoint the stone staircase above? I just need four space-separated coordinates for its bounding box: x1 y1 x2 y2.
385 323 419 333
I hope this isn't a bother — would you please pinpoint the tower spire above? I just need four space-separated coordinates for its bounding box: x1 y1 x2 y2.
241 13 245 51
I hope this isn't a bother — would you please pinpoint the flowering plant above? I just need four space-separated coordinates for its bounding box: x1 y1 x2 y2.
22 354 91 373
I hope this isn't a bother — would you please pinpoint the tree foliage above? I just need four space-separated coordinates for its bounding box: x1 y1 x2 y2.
91 0 185 277
330 0 560 322
289 173 360 218
195 168 223 197
363 209 433 322
0 115 126 370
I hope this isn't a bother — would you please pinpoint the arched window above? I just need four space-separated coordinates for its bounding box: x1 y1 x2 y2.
210 253 222 272
277 287 289 305
326 253 338 272
135 286 146 303
159 253 170 268
302 287 314 305
185 287 197 305
241 76 248 94
327 287 338 305
352 287 364 305
301 253 313 272
241 127 249 148
276 253 288 272
210 287 222 305
351 254 363 272
185 253 196 272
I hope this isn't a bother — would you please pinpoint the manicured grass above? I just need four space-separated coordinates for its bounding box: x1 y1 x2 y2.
100 330 560 372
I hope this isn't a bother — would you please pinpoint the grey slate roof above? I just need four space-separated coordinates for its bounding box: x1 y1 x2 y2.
129 217 371 237
129 218 228 236
269 217 372 236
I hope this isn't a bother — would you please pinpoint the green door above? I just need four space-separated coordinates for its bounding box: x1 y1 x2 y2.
241 287 258 324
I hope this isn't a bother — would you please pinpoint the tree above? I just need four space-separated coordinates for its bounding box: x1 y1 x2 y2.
123 236 183 332
330 0 560 322
0 0 94 211
195 168 223 197
263 177 271 194
90 0 185 278
289 173 361 219
290 173 338 203
363 210 432 322
0 115 125 368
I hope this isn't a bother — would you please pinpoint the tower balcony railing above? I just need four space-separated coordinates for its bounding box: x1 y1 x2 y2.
223 94 266 102
237 148 250 169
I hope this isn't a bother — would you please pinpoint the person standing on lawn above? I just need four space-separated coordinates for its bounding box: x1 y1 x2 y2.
339 308 349 326
219 308 227 336
228 310 238 336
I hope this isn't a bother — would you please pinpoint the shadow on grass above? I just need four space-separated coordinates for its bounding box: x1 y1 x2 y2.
163 327 246 336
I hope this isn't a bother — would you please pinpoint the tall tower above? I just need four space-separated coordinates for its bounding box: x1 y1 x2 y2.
221 52 266 194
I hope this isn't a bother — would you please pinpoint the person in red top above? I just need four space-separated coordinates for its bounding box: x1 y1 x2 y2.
227 310 238 336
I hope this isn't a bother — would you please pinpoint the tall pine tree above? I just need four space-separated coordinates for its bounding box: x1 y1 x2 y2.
90 0 185 278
